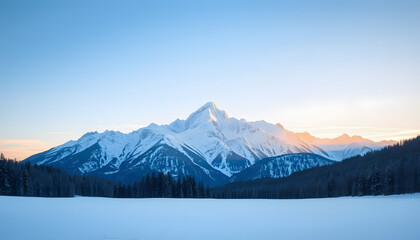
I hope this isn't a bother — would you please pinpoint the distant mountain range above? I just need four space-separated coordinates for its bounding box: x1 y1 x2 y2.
25 102 395 185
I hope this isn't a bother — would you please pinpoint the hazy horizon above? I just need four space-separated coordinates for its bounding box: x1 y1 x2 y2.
1 0 420 160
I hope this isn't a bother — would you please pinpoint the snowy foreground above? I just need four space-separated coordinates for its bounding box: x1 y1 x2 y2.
1 195 420 240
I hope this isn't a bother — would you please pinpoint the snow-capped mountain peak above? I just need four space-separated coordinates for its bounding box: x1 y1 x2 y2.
25 102 395 185
183 102 229 129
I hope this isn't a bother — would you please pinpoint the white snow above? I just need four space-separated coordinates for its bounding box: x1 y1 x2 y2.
1 194 419 240
30 102 394 176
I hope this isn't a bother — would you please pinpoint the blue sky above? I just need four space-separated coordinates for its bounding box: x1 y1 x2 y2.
1 0 420 159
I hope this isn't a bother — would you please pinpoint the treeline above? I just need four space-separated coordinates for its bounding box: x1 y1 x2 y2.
114 172 210 198
0 153 209 198
212 136 420 199
2 136 419 200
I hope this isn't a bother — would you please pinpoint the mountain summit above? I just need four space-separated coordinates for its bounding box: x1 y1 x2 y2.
170 102 230 132
25 102 394 185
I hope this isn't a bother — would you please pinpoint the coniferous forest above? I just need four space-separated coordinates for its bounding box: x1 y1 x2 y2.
212 136 420 199
0 153 210 198
1 136 419 199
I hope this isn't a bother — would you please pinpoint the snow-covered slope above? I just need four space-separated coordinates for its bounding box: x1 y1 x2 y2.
24 102 394 185
230 153 334 182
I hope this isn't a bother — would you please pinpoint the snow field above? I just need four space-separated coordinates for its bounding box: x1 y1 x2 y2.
1 194 419 240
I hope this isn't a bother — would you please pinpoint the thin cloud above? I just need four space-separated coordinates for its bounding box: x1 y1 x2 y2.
0 139 54 161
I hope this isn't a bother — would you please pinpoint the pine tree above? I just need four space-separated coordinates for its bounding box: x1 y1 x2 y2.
371 166 382 195
164 172 173 198
145 174 152 197
0 162 9 195
198 182 205 198
132 182 138 198
416 165 420 192
181 177 186 197
0 162 4 193
384 167 394 195
191 177 198 198
327 175 335 197
356 173 364 196
151 172 157 197
126 185 133 198
206 185 210 198
397 160 406 194
157 172 165 197
351 182 357 196
366 167 374 195
176 176 183 198
21 165 31 196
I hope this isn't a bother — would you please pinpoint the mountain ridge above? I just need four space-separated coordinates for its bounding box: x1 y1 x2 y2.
24 102 395 185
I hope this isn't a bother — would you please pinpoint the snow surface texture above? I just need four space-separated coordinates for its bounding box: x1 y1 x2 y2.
1 195 419 240
25 102 393 184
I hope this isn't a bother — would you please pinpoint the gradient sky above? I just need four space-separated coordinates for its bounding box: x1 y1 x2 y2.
1 0 420 160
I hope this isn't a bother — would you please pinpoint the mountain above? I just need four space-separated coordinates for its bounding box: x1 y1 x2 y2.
230 153 335 182
212 136 420 199
295 132 396 160
24 102 394 186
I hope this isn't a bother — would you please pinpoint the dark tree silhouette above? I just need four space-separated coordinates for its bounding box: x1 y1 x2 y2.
0 153 210 199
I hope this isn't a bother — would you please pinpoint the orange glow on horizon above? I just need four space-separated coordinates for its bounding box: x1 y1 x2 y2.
0 139 55 161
